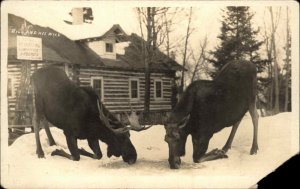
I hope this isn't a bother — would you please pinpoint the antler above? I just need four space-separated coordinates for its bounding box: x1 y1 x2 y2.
97 100 129 134
125 103 153 132
97 100 153 133
125 111 153 131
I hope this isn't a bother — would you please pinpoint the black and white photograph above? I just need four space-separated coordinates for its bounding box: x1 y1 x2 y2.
1 0 299 188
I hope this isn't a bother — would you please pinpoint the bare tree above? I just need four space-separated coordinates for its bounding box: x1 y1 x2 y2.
190 36 209 82
262 11 273 112
284 7 291 112
144 8 152 114
136 7 177 113
269 7 281 114
162 8 184 58
179 7 193 96
262 7 282 114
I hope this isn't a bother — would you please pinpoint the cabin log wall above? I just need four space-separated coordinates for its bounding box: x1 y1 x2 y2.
8 63 175 115
7 62 68 111
79 67 174 113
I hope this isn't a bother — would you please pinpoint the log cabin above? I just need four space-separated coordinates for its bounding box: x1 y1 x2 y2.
7 14 183 127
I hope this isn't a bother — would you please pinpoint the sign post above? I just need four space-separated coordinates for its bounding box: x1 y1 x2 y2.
15 36 43 129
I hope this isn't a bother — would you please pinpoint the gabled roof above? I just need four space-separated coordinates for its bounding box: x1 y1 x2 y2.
8 14 104 66
75 24 183 71
78 33 183 72
116 34 184 72
8 14 183 72
77 24 129 42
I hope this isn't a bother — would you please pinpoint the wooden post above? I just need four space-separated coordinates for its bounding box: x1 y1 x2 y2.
15 60 31 132
65 63 69 77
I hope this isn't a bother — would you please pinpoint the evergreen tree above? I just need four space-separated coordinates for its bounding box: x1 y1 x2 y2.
208 6 266 78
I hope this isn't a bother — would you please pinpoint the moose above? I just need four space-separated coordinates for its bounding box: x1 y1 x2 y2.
31 66 151 164
164 60 259 169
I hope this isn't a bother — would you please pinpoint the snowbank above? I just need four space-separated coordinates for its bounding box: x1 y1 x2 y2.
1 112 298 188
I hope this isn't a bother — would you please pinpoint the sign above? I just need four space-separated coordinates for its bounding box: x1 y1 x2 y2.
17 36 42 60
10 20 60 37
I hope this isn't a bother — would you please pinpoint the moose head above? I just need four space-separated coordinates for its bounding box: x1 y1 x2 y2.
97 100 152 164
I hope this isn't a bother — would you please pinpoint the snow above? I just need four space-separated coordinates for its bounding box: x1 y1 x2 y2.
1 112 298 188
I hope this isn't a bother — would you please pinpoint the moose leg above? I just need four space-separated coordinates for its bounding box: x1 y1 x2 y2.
43 120 56 146
198 148 228 163
78 148 94 159
88 139 102 159
66 135 80 161
51 149 73 159
222 120 241 153
192 134 211 163
178 132 188 157
33 115 44 158
52 133 80 161
192 133 227 163
79 139 103 159
249 101 259 155
32 88 44 158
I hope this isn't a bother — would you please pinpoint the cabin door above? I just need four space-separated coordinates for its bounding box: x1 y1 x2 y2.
91 77 104 101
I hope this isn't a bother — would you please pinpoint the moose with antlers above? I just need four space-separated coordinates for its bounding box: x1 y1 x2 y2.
164 60 259 169
31 66 151 164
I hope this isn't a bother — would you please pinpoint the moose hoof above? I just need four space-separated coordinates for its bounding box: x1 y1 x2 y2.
36 151 45 158
170 163 180 169
250 146 258 155
222 146 231 153
196 149 228 163
127 159 136 165
93 153 103 160
169 157 181 169
70 156 80 161
51 149 60 156
37 153 45 158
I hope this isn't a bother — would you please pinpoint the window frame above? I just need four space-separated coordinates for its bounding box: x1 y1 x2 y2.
154 79 163 100
129 78 140 101
90 76 104 102
105 42 114 53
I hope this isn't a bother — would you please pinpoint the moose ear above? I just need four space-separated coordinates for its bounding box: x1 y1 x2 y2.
178 115 190 128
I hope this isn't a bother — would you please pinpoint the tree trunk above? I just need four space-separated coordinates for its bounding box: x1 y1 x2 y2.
270 7 280 114
284 7 290 112
180 7 192 96
144 7 152 114
191 37 207 82
164 12 170 57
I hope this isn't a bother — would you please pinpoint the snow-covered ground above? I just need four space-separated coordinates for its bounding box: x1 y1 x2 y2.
1 112 299 188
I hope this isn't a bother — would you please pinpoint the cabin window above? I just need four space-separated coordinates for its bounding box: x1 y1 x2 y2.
105 43 113 53
129 79 139 100
154 79 163 99
91 77 104 101
7 77 14 97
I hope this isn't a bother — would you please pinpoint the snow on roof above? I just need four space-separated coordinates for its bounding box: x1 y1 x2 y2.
8 4 137 40
8 14 103 65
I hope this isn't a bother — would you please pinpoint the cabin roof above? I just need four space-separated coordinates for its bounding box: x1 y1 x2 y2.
8 14 104 65
77 24 129 42
8 14 183 72
116 33 184 72
77 33 184 72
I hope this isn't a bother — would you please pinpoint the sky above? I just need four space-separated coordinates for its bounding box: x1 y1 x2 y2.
2 1 298 69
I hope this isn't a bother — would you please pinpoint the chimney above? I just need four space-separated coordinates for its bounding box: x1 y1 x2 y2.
71 8 84 25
